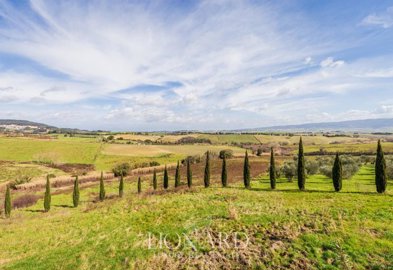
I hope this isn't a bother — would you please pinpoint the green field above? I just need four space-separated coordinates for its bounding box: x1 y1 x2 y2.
1 166 392 269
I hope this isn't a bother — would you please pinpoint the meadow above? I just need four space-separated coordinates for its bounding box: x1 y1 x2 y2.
0 165 392 269
0 132 392 269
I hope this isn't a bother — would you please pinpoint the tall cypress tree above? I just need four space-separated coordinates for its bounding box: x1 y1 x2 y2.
138 177 142 194
243 151 251 188
187 159 192 188
119 175 124 198
332 153 342 192
297 137 306 191
221 155 228 187
44 175 51 212
163 165 169 189
73 176 80 208
269 148 276 190
99 171 105 201
153 169 157 190
175 161 180 188
4 185 11 218
375 140 387 193
204 151 210 188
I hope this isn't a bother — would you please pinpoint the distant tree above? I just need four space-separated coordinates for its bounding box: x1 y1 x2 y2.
187 159 192 188
219 149 234 159
204 151 210 188
119 175 124 198
375 140 387 193
297 137 306 190
44 175 51 212
175 161 180 188
243 151 251 188
269 148 276 190
138 177 142 194
163 165 169 189
256 148 263 156
4 185 11 218
153 169 157 190
73 176 80 208
280 161 296 182
221 155 228 187
99 171 105 201
332 153 342 192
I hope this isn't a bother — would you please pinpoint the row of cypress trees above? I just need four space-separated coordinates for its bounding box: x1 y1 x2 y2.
2 139 389 218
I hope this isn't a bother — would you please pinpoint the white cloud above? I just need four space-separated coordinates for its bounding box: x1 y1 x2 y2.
320 57 345 68
361 6 393 28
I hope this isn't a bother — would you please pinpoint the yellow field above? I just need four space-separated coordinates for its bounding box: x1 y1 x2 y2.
101 144 245 157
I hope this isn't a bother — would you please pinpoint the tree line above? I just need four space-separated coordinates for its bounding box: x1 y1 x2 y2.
2 139 389 218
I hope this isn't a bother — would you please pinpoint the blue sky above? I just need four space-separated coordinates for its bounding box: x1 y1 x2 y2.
0 0 393 131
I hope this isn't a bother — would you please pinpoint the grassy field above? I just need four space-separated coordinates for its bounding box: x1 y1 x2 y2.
1 166 392 269
0 136 102 164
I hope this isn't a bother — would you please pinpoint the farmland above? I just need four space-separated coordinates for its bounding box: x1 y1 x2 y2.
0 132 392 269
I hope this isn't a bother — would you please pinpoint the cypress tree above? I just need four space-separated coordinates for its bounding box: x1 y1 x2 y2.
44 175 51 212
332 153 342 192
73 176 80 208
221 155 228 187
119 175 124 198
204 151 210 188
243 151 251 188
138 177 142 194
99 171 105 201
269 148 276 190
4 185 11 218
297 137 306 191
375 140 387 193
175 161 180 188
163 165 169 189
153 169 157 190
187 159 192 188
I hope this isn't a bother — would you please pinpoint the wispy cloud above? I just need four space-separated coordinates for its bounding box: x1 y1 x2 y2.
361 6 393 28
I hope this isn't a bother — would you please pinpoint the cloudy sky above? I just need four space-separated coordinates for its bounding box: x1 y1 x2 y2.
0 0 393 131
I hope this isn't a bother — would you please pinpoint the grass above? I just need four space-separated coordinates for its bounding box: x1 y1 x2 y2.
1 165 392 269
0 162 65 184
0 136 102 164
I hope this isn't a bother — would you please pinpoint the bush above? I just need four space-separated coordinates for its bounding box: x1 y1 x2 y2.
219 149 234 159
280 161 296 182
9 176 32 190
306 160 319 175
12 194 39 209
256 148 263 156
112 163 131 177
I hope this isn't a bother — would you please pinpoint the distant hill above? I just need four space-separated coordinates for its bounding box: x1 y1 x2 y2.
242 118 393 133
0 119 56 129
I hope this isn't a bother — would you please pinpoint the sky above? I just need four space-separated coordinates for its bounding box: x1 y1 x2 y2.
0 0 393 131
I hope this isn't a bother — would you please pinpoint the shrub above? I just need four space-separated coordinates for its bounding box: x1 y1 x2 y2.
306 160 319 175
280 161 296 182
219 149 234 159
9 176 32 190
12 194 39 209
256 148 263 156
113 163 131 177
